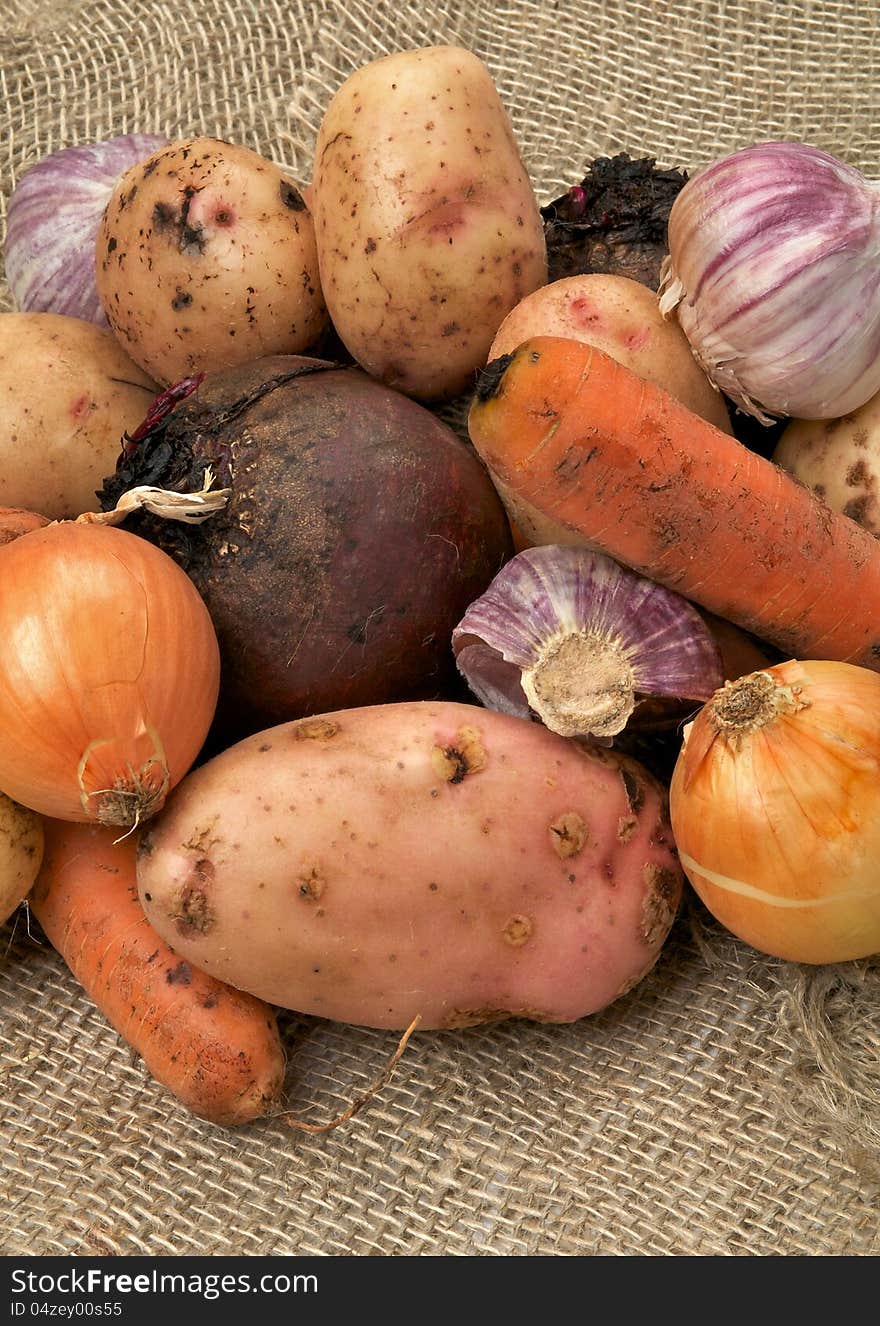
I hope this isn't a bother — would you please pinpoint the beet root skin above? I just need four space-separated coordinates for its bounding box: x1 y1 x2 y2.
541 153 688 292
102 356 512 740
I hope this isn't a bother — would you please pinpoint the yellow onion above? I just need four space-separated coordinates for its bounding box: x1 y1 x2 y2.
669 659 880 964
0 522 219 827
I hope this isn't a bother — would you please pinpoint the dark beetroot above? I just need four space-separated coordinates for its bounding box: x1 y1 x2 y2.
100 356 512 741
541 152 688 292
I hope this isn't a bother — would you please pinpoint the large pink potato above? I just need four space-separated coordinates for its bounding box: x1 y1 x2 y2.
136 702 683 1030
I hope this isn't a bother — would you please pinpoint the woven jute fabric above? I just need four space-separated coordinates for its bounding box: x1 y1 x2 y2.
2 0 880 1257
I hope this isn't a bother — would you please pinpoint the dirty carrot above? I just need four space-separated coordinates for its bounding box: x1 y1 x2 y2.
468 336 880 668
30 820 286 1125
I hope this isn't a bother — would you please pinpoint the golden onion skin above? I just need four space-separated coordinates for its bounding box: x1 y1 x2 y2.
0 523 219 827
669 659 880 964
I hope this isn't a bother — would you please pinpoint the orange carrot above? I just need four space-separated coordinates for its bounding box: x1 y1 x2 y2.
469 337 880 668
30 820 286 1125
699 610 776 682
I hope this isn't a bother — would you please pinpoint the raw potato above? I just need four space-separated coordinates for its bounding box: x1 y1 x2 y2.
95 136 328 384
772 388 880 535
488 274 732 433
136 701 684 1030
0 792 43 927
0 313 156 519
311 45 547 400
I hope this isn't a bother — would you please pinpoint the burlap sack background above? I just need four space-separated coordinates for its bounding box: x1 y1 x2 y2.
1 0 879 1257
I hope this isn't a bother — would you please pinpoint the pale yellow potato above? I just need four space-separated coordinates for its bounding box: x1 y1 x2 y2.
0 792 43 927
311 46 547 401
136 701 683 1031
0 313 156 520
489 274 732 433
773 389 880 536
96 136 328 385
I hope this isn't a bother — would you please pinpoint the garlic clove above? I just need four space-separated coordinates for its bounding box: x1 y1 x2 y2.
4 135 168 326
452 545 724 741
452 641 529 719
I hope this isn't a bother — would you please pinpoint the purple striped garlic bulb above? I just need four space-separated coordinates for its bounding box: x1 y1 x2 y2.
658 141 880 423
4 134 168 326
452 545 723 742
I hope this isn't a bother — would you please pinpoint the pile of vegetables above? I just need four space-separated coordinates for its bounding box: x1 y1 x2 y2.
2 43 880 1129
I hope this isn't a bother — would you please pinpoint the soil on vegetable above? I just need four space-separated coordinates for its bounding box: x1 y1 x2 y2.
640 863 682 946
541 152 688 291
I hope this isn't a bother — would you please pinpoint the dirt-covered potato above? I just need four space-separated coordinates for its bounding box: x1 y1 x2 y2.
137 701 683 1030
311 45 547 400
99 356 512 741
95 136 328 384
0 792 43 927
0 312 156 520
772 389 880 535
488 274 732 433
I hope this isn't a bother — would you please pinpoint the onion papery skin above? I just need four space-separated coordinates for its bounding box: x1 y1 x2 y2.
659 142 880 422
0 522 219 826
4 135 167 325
669 659 880 963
